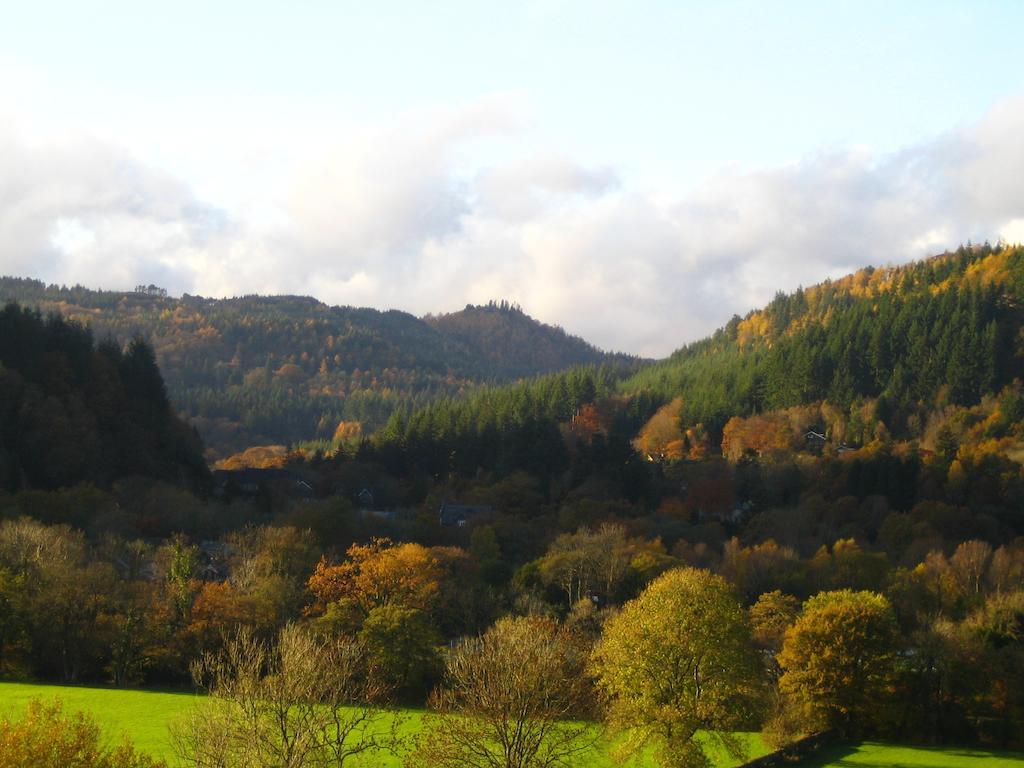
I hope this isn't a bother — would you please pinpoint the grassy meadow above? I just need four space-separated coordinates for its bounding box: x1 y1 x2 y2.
0 681 767 767
0 682 199 761
796 741 1024 767
4 682 1022 767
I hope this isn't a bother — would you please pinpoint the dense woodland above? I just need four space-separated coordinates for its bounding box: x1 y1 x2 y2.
0 305 208 493
2 244 1024 764
0 280 632 458
623 243 1022 441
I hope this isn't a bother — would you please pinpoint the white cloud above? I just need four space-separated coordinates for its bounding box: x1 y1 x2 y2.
2 86 1024 357
1000 219 1024 245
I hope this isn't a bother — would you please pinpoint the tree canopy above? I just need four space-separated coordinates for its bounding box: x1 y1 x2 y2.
0 304 208 493
778 589 899 736
590 567 764 768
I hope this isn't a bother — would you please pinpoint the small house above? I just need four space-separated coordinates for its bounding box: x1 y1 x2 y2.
212 468 315 500
438 502 494 527
804 430 827 450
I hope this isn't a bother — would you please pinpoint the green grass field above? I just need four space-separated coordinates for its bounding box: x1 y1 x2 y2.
797 741 1024 767
0 681 767 766
0 682 199 761
8 683 1020 767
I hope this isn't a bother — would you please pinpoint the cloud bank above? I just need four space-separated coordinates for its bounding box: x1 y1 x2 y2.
2 91 1024 357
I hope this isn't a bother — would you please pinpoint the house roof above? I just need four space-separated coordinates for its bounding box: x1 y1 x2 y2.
438 502 494 525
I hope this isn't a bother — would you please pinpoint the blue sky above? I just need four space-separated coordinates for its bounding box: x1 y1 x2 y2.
2 1 1024 354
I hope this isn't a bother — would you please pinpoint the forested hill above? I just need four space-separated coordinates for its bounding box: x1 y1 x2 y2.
0 280 632 457
623 242 1024 448
0 304 208 492
424 301 610 378
370 243 1024 485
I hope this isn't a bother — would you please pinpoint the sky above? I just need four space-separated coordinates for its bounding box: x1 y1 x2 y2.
2 0 1024 357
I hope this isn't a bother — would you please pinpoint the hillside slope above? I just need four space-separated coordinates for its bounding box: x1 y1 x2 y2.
0 281 631 457
622 243 1024 444
370 243 1024 487
425 300 612 378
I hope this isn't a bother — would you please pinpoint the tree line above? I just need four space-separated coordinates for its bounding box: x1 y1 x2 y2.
0 280 635 457
1 511 1021 766
0 304 208 493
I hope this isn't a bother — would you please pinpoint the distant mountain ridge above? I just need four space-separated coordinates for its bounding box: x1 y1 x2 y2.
0 278 636 457
425 300 614 378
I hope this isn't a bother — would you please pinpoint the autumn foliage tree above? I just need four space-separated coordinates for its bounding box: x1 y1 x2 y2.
777 589 899 737
0 699 163 768
633 398 692 461
750 590 801 655
590 568 764 768
306 538 449 696
307 538 443 618
721 413 798 461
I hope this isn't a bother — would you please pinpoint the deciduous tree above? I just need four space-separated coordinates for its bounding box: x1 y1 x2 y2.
307 538 442 617
173 624 399 768
359 605 442 699
777 589 898 736
0 699 163 768
590 567 764 768
408 616 594 768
